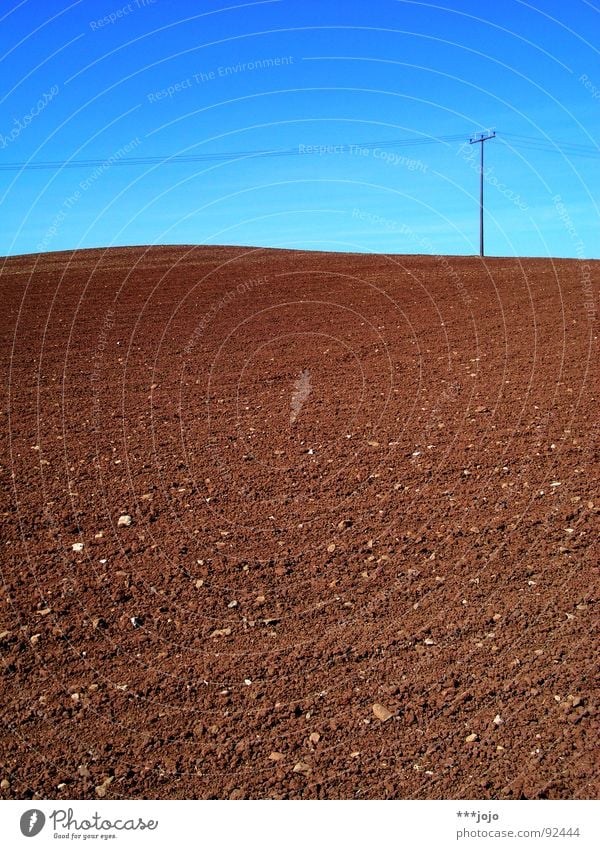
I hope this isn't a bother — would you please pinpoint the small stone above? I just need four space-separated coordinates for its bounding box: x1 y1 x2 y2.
95 776 113 797
424 638 435 645
293 761 312 775
118 514 132 527
493 714 503 726
72 542 84 552
30 633 41 645
327 543 336 554
130 617 142 628
0 779 9 790
210 627 232 638
465 733 478 743
372 703 393 722
367 440 380 447
268 752 285 761
227 600 238 608
309 732 321 744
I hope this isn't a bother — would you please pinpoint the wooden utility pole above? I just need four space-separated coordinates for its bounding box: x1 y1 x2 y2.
469 131 496 256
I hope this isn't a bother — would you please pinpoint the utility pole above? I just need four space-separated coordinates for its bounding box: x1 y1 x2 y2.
469 130 496 257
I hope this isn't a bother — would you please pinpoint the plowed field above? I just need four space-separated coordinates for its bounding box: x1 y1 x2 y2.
1 246 598 799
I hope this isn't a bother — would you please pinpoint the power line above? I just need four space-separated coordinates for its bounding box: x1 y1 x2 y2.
500 132 600 157
0 133 468 172
0 133 600 171
503 132 597 149
1 130 597 173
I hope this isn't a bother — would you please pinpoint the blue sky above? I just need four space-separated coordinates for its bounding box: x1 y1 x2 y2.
0 0 598 257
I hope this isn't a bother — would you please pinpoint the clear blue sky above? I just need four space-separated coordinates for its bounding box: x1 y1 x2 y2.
1 0 598 257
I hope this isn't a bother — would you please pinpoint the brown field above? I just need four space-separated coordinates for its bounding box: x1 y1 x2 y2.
0 245 598 800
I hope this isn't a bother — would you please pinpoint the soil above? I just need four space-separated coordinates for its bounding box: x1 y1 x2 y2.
0 245 598 800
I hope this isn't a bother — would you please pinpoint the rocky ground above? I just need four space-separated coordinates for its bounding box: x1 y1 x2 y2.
0 245 598 799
